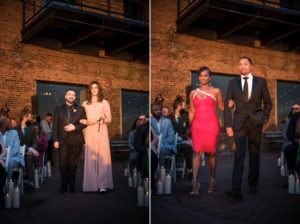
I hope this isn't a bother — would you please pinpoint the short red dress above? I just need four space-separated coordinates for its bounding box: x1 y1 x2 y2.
191 88 220 153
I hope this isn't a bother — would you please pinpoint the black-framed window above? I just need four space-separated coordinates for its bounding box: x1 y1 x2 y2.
190 71 236 128
280 0 300 9
33 81 86 118
121 89 148 139
124 0 147 20
277 80 300 130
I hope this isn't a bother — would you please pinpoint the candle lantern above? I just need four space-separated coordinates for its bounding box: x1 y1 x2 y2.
164 174 172 195
137 185 144 207
156 180 163 195
12 187 20 208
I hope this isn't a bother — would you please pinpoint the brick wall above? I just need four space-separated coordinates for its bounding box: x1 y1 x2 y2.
151 0 300 131
0 0 148 139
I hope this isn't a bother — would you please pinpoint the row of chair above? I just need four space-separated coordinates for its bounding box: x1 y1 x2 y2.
5 145 25 195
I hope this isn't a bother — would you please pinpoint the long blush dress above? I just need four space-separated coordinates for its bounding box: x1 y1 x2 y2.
82 100 113 192
191 88 220 153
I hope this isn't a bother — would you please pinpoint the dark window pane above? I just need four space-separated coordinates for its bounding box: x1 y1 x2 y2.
34 81 86 118
277 80 300 130
124 0 146 20
122 90 148 139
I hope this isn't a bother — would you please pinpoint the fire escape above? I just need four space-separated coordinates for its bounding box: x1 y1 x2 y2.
176 0 300 52
21 0 149 62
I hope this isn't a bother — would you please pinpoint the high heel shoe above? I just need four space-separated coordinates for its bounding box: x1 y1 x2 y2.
190 179 200 195
207 178 216 193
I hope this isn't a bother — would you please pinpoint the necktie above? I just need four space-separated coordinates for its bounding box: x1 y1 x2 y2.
243 77 249 102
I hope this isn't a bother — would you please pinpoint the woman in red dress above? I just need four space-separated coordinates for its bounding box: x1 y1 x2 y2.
189 66 225 195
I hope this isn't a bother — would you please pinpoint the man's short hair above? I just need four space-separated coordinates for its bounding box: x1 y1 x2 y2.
239 56 253 65
65 88 76 94
151 102 162 109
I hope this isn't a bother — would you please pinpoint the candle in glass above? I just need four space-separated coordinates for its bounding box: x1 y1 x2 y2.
8 179 14 195
144 191 149 207
12 187 20 208
156 180 163 195
137 185 144 207
128 176 133 188
164 174 172 195
4 193 12 209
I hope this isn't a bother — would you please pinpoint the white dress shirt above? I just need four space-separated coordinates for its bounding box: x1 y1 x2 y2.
241 73 253 99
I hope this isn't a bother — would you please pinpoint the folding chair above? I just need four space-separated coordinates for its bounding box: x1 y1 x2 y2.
15 145 25 194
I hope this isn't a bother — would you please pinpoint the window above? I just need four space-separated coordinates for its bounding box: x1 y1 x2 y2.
33 81 86 118
121 90 149 139
124 0 147 20
277 80 300 130
191 71 236 128
280 0 300 9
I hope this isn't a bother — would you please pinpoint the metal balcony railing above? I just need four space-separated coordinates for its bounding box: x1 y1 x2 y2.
177 0 300 18
22 0 149 30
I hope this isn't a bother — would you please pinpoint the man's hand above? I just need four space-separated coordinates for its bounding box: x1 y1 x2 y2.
228 99 235 109
79 119 87 125
54 141 59 149
0 160 6 168
64 124 75 132
226 127 234 137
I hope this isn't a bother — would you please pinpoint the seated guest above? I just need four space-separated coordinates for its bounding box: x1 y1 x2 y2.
134 117 149 180
0 140 7 208
170 95 193 175
31 124 48 169
40 113 53 165
14 108 39 186
285 104 300 175
162 106 170 118
150 126 159 189
150 102 176 167
128 115 146 177
10 118 18 128
0 116 24 180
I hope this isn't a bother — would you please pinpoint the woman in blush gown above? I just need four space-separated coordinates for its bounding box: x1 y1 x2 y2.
189 66 226 195
81 80 113 193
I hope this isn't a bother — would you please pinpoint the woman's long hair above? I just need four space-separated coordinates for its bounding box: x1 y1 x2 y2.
86 80 104 104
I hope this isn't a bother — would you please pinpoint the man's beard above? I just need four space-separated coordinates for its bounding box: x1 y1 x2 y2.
66 99 75 105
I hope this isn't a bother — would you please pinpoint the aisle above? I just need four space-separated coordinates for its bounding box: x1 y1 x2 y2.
1 160 148 224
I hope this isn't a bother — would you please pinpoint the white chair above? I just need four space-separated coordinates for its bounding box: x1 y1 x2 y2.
5 146 11 172
4 146 11 193
4 145 25 194
176 153 187 180
165 133 177 182
15 145 25 194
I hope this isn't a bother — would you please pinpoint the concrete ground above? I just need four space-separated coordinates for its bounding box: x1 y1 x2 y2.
0 152 148 224
1 151 299 224
152 151 300 224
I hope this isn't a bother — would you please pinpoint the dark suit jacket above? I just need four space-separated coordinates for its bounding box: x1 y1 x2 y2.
134 121 149 155
14 124 35 152
287 111 300 145
52 103 87 146
170 111 189 141
224 75 272 131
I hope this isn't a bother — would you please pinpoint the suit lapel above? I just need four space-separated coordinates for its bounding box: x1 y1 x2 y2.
69 104 78 123
249 76 258 101
235 77 243 96
63 104 69 123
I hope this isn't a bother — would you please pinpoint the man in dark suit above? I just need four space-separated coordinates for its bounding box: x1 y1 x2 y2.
224 56 272 200
52 89 87 193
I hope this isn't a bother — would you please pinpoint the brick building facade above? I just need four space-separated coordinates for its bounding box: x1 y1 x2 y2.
0 0 149 139
151 0 300 133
